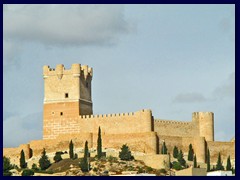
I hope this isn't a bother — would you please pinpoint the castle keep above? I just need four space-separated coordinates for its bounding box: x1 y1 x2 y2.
3 64 235 168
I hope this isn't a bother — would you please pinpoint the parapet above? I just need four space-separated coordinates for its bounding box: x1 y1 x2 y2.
154 119 191 125
43 64 93 79
192 112 214 117
80 111 135 119
79 109 151 119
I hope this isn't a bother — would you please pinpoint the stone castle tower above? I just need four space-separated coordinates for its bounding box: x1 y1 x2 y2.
43 64 93 118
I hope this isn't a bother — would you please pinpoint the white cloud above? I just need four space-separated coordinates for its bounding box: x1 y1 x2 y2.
3 112 42 148
3 40 22 68
173 92 207 103
213 72 235 99
3 4 131 46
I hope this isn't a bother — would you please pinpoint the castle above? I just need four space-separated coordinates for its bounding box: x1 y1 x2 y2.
3 64 235 169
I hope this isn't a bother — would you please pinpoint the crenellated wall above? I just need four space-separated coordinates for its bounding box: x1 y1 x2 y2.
43 109 153 140
154 119 194 137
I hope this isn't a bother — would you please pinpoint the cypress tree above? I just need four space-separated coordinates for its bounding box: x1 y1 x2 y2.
38 148 51 170
161 141 168 154
193 154 197 168
97 126 102 159
20 149 27 169
69 140 74 159
173 146 179 158
177 150 186 167
216 152 224 170
207 148 211 172
80 141 89 172
187 144 194 161
226 155 232 171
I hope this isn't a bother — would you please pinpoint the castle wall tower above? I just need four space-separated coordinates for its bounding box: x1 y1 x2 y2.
192 112 214 141
43 64 93 139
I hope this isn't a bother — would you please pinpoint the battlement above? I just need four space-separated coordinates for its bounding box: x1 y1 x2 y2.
43 64 93 79
154 119 191 125
192 112 213 116
80 112 135 119
79 109 151 119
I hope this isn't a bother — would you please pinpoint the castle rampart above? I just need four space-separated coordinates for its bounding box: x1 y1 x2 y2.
154 119 194 137
43 109 153 140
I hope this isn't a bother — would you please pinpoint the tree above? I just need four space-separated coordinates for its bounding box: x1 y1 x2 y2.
173 146 179 158
216 152 224 170
177 150 186 167
161 141 168 154
20 149 27 169
3 156 13 176
53 152 63 163
207 148 211 172
31 163 39 171
80 141 90 172
187 144 194 161
226 156 232 171
22 169 34 176
193 154 197 168
38 148 51 170
119 144 134 161
97 126 102 159
172 161 182 170
69 140 74 159
74 153 78 159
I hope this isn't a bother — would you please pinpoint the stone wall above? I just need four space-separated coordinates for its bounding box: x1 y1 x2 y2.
175 167 207 176
154 120 194 137
207 141 235 166
43 109 153 140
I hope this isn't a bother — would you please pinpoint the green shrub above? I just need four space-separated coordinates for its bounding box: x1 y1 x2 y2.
53 152 62 163
31 163 39 171
160 168 167 173
127 166 134 171
74 153 78 159
93 167 98 172
146 166 153 172
3 172 12 176
172 161 182 170
107 155 118 163
3 156 14 176
22 169 35 176
119 144 134 161
138 167 144 173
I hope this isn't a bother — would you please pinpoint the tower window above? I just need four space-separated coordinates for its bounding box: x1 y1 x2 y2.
86 82 88 88
52 112 55 115
60 112 63 116
65 93 68 98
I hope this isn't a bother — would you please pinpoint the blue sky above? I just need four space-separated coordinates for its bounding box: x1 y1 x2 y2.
3 4 235 147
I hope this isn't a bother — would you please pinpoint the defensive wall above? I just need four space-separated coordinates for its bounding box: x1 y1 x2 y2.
43 109 153 139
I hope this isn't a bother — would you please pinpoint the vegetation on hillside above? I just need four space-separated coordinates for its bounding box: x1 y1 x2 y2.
39 148 51 170
119 144 134 161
